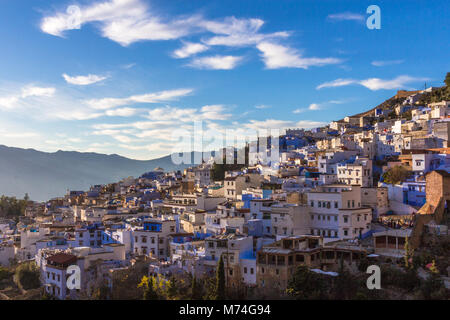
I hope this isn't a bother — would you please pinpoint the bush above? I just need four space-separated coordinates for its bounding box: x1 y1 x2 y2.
420 273 448 300
0 266 12 281
15 262 41 290
287 266 330 300
382 166 412 185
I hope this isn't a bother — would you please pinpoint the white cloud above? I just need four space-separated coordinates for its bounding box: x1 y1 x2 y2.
308 103 321 110
201 16 289 47
188 55 243 70
371 60 404 67
317 75 428 91
105 107 138 117
86 88 193 110
40 0 196 46
173 42 209 59
40 1 340 72
21 86 55 98
359 76 427 90
144 105 231 122
0 96 19 109
327 12 365 22
256 42 342 69
243 119 325 131
63 73 108 85
316 78 358 90
255 105 271 109
293 108 306 114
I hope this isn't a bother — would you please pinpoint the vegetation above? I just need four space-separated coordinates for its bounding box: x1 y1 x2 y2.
382 166 413 184
418 72 450 104
0 266 12 282
0 194 29 218
214 255 226 300
166 276 179 299
15 261 40 290
138 275 159 300
286 266 329 299
190 276 202 300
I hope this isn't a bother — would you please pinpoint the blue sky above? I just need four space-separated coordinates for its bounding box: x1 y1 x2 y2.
0 0 449 159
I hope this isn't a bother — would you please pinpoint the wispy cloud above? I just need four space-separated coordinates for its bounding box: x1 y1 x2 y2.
40 0 197 46
0 85 56 110
40 1 340 72
63 73 108 85
256 42 342 69
86 88 193 110
173 42 209 59
293 100 346 114
255 104 271 109
188 55 243 70
371 60 404 67
317 75 428 91
21 86 55 98
316 78 357 90
243 119 326 131
327 12 365 22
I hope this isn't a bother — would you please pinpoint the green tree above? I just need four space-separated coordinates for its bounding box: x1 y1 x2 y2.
214 255 226 300
382 166 412 185
286 266 329 300
138 276 159 300
444 72 450 87
15 261 40 290
166 276 178 299
420 272 447 300
191 276 202 300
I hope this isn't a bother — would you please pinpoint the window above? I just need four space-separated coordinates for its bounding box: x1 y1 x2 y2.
244 267 247 274
344 229 348 236
276 269 279 275
229 269 233 276
250 268 254 274
141 236 147 243
335 201 338 208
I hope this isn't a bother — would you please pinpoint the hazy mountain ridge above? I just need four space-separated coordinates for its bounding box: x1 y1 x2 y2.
0 145 190 201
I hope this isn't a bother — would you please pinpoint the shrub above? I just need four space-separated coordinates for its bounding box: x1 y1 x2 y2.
15 262 40 290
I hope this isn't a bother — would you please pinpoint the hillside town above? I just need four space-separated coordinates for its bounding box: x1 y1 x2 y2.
1 77 450 300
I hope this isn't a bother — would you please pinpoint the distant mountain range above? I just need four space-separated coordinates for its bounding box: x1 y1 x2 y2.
0 145 194 201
